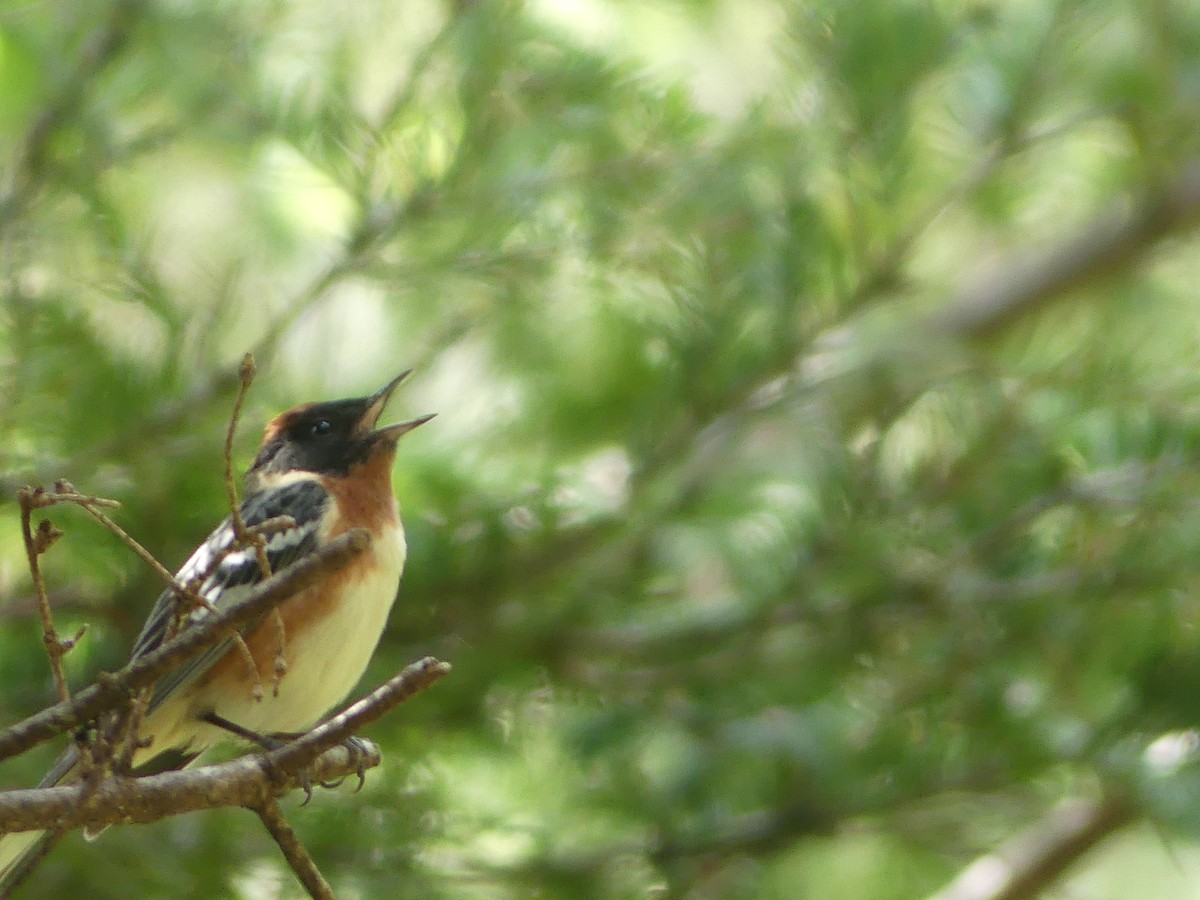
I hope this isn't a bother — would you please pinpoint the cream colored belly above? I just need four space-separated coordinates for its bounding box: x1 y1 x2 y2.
139 524 405 758
216 553 402 733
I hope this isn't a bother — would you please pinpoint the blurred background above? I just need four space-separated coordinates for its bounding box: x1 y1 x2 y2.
2 0 1200 896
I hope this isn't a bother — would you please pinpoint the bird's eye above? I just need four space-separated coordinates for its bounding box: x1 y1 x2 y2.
310 419 332 437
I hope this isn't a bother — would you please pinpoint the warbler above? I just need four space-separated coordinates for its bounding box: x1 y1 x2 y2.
0 371 432 888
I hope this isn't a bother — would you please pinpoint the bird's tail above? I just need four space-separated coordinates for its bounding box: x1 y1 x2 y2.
0 746 79 895
0 832 50 896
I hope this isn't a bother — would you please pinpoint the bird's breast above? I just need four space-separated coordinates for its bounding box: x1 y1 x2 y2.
186 518 407 737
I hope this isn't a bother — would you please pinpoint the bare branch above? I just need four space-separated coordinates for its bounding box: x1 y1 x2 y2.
0 528 373 763
267 657 452 774
935 163 1200 341
0 738 383 834
222 352 272 580
0 657 448 836
217 353 286 696
927 797 1135 900
252 798 335 900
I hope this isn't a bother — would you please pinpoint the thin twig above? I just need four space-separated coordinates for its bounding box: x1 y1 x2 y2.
44 481 199 604
24 483 265 707
252 798 335 900
222 354 253 517
16 489 71 702
266 657 452 773
111 687 153 775
927 796 1135 900
218 353 277 698
0 528 373 763
223 353 261 562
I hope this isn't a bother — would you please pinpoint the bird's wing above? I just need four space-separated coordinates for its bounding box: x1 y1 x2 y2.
131 478 331 712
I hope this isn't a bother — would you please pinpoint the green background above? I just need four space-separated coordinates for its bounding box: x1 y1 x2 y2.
3 0 1200 896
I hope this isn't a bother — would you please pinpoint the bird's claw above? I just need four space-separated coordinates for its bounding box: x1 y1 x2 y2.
344 735 370 792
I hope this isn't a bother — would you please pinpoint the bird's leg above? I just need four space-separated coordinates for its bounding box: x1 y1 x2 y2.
201 711 316 802
199 711 285 750
199 712 371 795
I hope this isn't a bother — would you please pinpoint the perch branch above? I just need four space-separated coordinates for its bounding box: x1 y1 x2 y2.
265 656 452 774
0 738 384 834
0 658 448 834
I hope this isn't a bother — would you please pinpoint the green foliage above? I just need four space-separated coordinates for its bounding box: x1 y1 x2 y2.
2 0 1200 896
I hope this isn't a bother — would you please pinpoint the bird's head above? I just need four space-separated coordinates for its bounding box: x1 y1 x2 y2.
248 371 433 481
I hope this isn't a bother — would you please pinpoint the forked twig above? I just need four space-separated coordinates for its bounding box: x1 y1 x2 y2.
34 482 204 609
16 488 76 702
16 482 261 714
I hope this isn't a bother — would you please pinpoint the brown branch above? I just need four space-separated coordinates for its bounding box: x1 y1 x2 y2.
927 796 1135 900
0 528 372 763
0 738 383 834
0 657 448 836
251 798 335 900
935 163 1200 341
266 656 452 773
218 353 287 695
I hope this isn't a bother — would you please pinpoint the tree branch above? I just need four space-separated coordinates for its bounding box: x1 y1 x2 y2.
935 163 1200 341
0 737 382 834
266 656 452 773
0 658 449 835
927 796 1135 900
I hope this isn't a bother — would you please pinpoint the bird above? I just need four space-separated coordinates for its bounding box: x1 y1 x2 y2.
0 371 433 890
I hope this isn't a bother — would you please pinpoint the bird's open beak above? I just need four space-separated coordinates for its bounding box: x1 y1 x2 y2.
357 370 435 444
